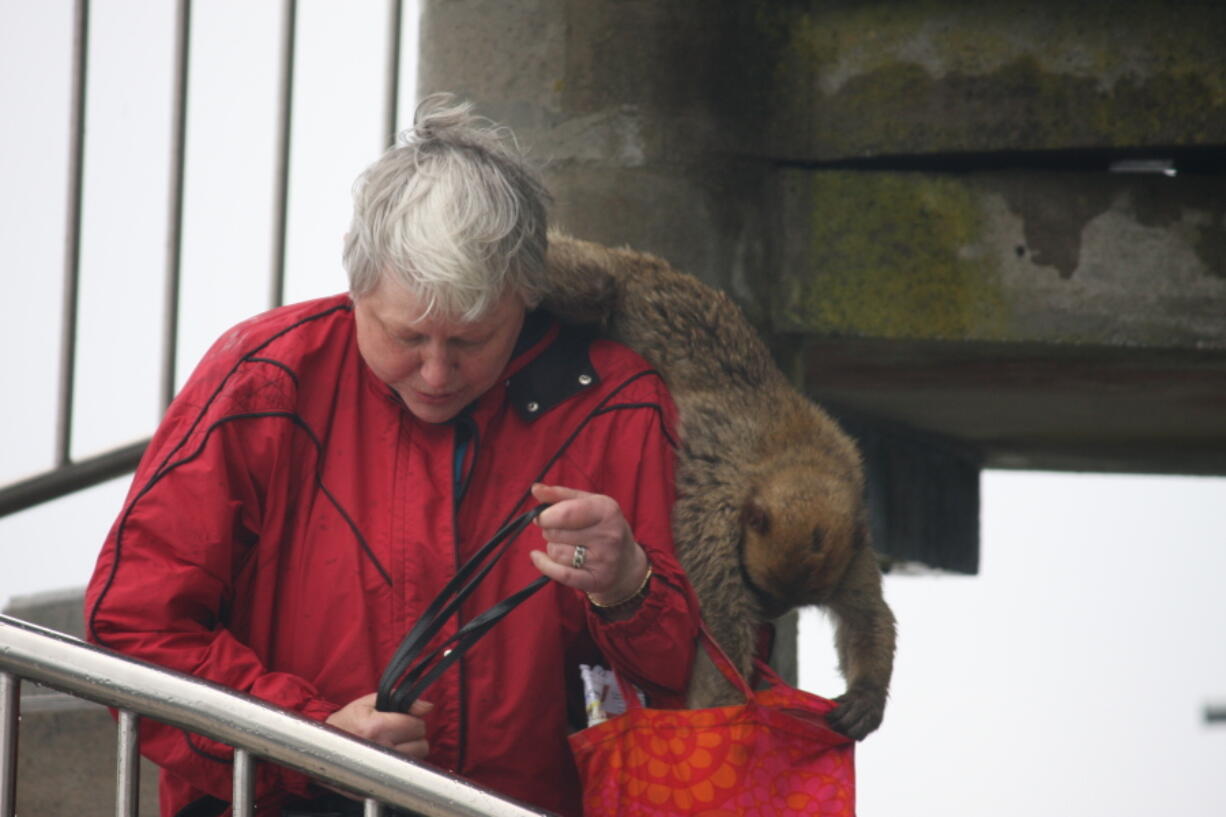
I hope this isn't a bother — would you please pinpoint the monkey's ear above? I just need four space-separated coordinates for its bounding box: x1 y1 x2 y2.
742 498 770 536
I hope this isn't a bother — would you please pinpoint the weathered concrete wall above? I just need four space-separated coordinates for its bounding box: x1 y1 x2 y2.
750 1 1226 159
794 337 1226 474
775 170 1226 346
773 167 1226 474
418 0 776 323
765 4 1226 478
420 0 1226 574
423 2 1226 165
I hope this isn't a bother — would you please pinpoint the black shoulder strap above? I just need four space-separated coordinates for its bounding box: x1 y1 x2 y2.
375 505 551 713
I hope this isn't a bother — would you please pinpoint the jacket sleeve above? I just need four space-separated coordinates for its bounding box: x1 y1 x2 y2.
581 376 701 705
84 363 339 803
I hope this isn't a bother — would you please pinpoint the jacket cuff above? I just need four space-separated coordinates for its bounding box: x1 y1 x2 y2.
583 558 687 638
274 696 344 794
299 696 344 724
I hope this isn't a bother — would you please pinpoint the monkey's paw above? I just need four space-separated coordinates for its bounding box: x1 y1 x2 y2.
827 686 886 741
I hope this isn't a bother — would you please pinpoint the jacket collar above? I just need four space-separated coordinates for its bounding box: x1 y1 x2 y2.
502 311 600 423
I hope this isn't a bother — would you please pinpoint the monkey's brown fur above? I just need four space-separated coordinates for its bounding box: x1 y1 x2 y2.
543 234 896 740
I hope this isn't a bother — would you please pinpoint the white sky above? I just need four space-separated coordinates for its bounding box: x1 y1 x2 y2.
2 2 1224 815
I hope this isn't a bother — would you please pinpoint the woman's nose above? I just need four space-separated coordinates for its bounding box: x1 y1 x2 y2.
418 345 455 388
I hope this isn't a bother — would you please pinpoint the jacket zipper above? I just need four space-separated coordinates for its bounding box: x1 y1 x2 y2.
451 413 476 774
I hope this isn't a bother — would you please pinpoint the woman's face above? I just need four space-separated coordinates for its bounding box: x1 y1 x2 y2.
354 277 526 424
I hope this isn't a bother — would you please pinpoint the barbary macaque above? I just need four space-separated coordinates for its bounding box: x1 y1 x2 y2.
542 234 896 739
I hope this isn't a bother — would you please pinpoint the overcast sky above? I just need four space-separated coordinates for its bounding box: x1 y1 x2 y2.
2 2 1223 815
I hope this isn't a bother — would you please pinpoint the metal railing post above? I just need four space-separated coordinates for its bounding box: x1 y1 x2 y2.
116 710 140 817
232 748 255 817
0 673 19 817
160 0 193 412
269 0 298 310
56 0 91 467
384 0 404 148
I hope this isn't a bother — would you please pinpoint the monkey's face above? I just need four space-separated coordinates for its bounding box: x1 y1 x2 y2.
738 466 862 618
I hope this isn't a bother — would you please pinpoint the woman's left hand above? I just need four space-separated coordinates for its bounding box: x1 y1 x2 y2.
528 483 649 605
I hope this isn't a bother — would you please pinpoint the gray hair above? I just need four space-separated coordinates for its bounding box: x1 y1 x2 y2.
343 93 551 321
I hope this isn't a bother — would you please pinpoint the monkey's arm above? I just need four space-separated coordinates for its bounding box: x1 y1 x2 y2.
824 545 897 740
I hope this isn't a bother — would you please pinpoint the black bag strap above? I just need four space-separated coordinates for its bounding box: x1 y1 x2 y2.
375 504 551 713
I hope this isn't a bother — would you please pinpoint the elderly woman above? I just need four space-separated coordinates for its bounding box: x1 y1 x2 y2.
85 95 699 817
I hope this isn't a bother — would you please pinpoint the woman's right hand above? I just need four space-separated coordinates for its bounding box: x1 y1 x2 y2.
325 692 432 759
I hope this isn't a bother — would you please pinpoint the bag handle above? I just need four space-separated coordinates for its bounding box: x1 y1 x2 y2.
375 505 550 713
695 620 755 698
613 621 754 712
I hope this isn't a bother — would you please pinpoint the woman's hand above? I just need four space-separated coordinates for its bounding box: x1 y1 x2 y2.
528 483 649 606
325 692 432 759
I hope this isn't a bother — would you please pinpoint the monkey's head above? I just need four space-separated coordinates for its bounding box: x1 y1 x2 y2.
738 461 867 619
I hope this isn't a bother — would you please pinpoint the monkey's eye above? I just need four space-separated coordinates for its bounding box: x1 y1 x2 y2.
810 527 825 552
744 502 770 535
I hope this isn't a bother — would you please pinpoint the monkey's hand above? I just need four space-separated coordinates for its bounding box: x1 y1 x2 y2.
828 684 886 741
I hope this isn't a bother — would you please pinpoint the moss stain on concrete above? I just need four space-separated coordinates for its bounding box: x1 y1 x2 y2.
783 172 1009 340
817 56 1226 155
750 2 1226 156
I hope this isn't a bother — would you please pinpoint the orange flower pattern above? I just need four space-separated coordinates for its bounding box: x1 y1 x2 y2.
570 668 854 817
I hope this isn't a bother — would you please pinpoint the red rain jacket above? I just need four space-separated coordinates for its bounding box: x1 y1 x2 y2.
85 294 699 816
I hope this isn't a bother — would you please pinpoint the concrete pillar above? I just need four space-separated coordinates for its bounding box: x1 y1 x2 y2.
418 0 1226 586
776 168 1226 475
418 0 983 574
418 0 776 319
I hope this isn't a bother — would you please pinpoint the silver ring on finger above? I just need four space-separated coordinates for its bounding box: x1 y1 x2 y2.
571 545 587 569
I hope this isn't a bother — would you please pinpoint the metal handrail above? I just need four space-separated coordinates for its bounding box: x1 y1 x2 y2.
0 615 552 817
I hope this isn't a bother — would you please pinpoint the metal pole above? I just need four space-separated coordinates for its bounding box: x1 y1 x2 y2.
0 673 19 817
232 748 255 817
161 0 193 412
269 0 298 310
56 0 90 466
0 440 147 519
384 0 404 148
116 710 140 817
365 798 385 817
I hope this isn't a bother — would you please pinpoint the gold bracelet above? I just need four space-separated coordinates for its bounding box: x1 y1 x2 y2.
588 564 653 609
